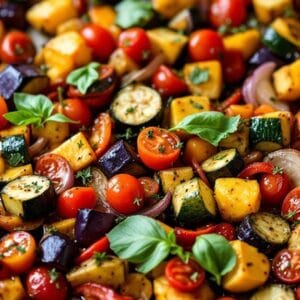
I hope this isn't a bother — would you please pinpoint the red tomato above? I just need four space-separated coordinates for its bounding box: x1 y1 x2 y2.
137 127 181 171
238 162 274 179
0 31 35 64
138 177 160 200
35 153 74 194
209 0 247 28
72 0 87 15
57 187 97 219
81 24 116 62
214 223 236 241
296 287 300 300
165 257 205 292
107 174 144 215
0 231 36 274
26 267 68 300
188 29 224 61
219 89 242 110
260 172 291 206
89 113 113 158
0 262 11 280
272 249 300 284
0 96 8 130
151 65 188 97
222 50 246 84
281 187 300 222
118 28 152 63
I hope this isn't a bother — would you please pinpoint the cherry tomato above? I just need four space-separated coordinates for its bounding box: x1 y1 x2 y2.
81 24 116 62
214 223 236 241
259 172 291 206
0 96 9 130
0 231 36 274
138 177 160 200
0 261 11 280
26 266 68 300
118 28 152 63
107 174 144 215
222 50 245 84
238 162 274 179
281 187 300 222
296 287 300 300
151 65 188 97
188 29 224 62
57 187 97 219
89 113 113 158
165 257 205 292
137 127 181 171
72 0 87 15
219 89 242 110
209 0 247 28
272 249 300 284
0 31 35 64
35 153 74 194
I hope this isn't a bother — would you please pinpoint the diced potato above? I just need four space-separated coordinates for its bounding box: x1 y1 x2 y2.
223 240 270 293
184 61 222 99
0 277 26 300
170 96 210 127
152 0 195 19
0 125 30 144
109 49 138 76
88 5 116 28
26 0 78 35
147 28 188 64
56 18 83 35
51 132 96 171
0 164 33 184
214 178 261 222
223 30 261 59
47 218 75 239
273 59 300 101
288 224 300 250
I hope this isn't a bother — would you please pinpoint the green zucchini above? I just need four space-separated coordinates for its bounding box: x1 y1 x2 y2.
201 149 244 185
1 175 56 220
172 178 216 228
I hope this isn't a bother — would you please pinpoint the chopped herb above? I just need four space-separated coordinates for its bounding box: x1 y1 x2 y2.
24 181 43 193
126 106 135 114
273 166 283 175
189 67 210 85
218 23 231 35
284 6 296 18
115 216 126 224
270 96 277 102
247 17 259 28
175 142 183 149
190 271 199 282
40 64 49 74
133 197 142 206
158 145 165 153
149 193 161 200
45 225 58 234
190 100 203 110
0 254 4 259
7 153 24 167
81 13 91 22
142 50 151 60
116 128 136 140
213 153 227 161
147 130 154 138
123 38 132 47
16 245 26 253
76 167 93 185
77 139 84 149
93 252 108 266
284 209 300 220
48 268 59 283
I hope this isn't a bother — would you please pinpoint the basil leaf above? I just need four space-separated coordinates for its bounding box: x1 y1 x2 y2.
4 111 42 127
170 112 240 146
66 62 100 95
192 234 237 285
116 0 154 29
46 113 76 124
189 67 210 84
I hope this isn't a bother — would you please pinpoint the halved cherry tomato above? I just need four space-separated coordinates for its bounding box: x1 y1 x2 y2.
281 187 300 222
209 0 247 28
26 266 68 300
107 174 144 215
137 127 181 171
35 153 74 194
272 249 300 284
214 223 236 241
75 282 133 300
0 96 8 130
76 236 110 265
89 113 113 158
151 65 188 97
81 24 116 62
0 31 35 64
138 177 160 200
222 50 245 84
118 28 152 63
57 187 97 219
0 231 36 274
188 29 224 62
238 162 274 178
165 257 205 292
219 89 242 110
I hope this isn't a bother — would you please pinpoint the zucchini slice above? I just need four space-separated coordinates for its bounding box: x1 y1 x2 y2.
0 175 56 220
172 178 216 228
111 84 162 127
237 212 291 254
250 284 295 300
201 149 244 185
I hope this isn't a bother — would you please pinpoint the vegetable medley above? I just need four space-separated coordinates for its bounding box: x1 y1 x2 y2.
0 0 300 299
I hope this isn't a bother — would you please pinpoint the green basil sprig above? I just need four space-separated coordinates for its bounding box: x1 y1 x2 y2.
170 111 240 146
4 93 75 128
192 234 237 285
66 62 100 95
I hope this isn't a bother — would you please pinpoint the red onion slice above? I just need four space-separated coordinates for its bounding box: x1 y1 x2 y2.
29 137 48 157
242 75 257 105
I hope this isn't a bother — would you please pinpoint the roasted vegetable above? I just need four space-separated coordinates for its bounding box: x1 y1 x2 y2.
250 284 296 300
0 164 33 187
45 218 75 239
288 224 300 250
0 277 26 300
152 0 195 19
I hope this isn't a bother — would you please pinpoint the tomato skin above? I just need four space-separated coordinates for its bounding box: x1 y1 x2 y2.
57 187 97 219
0 31 35 64
281 187 300 222
118 28 152 63
214 223 236 241
81 24 116 62
151 65 188 97
259 173 291 206
272 249 300 284
138 177 160 200
188 29 224 61
222 50 246 84
219 89 242 110
26 267 68 300
0 96 9 130
296 287 300 300
209 0 247 28
165 257 205 292
238 162 274 178
107 174 144 215
137 127 181 171
0 231 36 274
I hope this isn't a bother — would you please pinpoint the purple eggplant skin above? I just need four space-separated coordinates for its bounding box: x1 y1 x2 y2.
39 233 78 272
0 3 26 30
75 209 116 247
249 47 284 67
